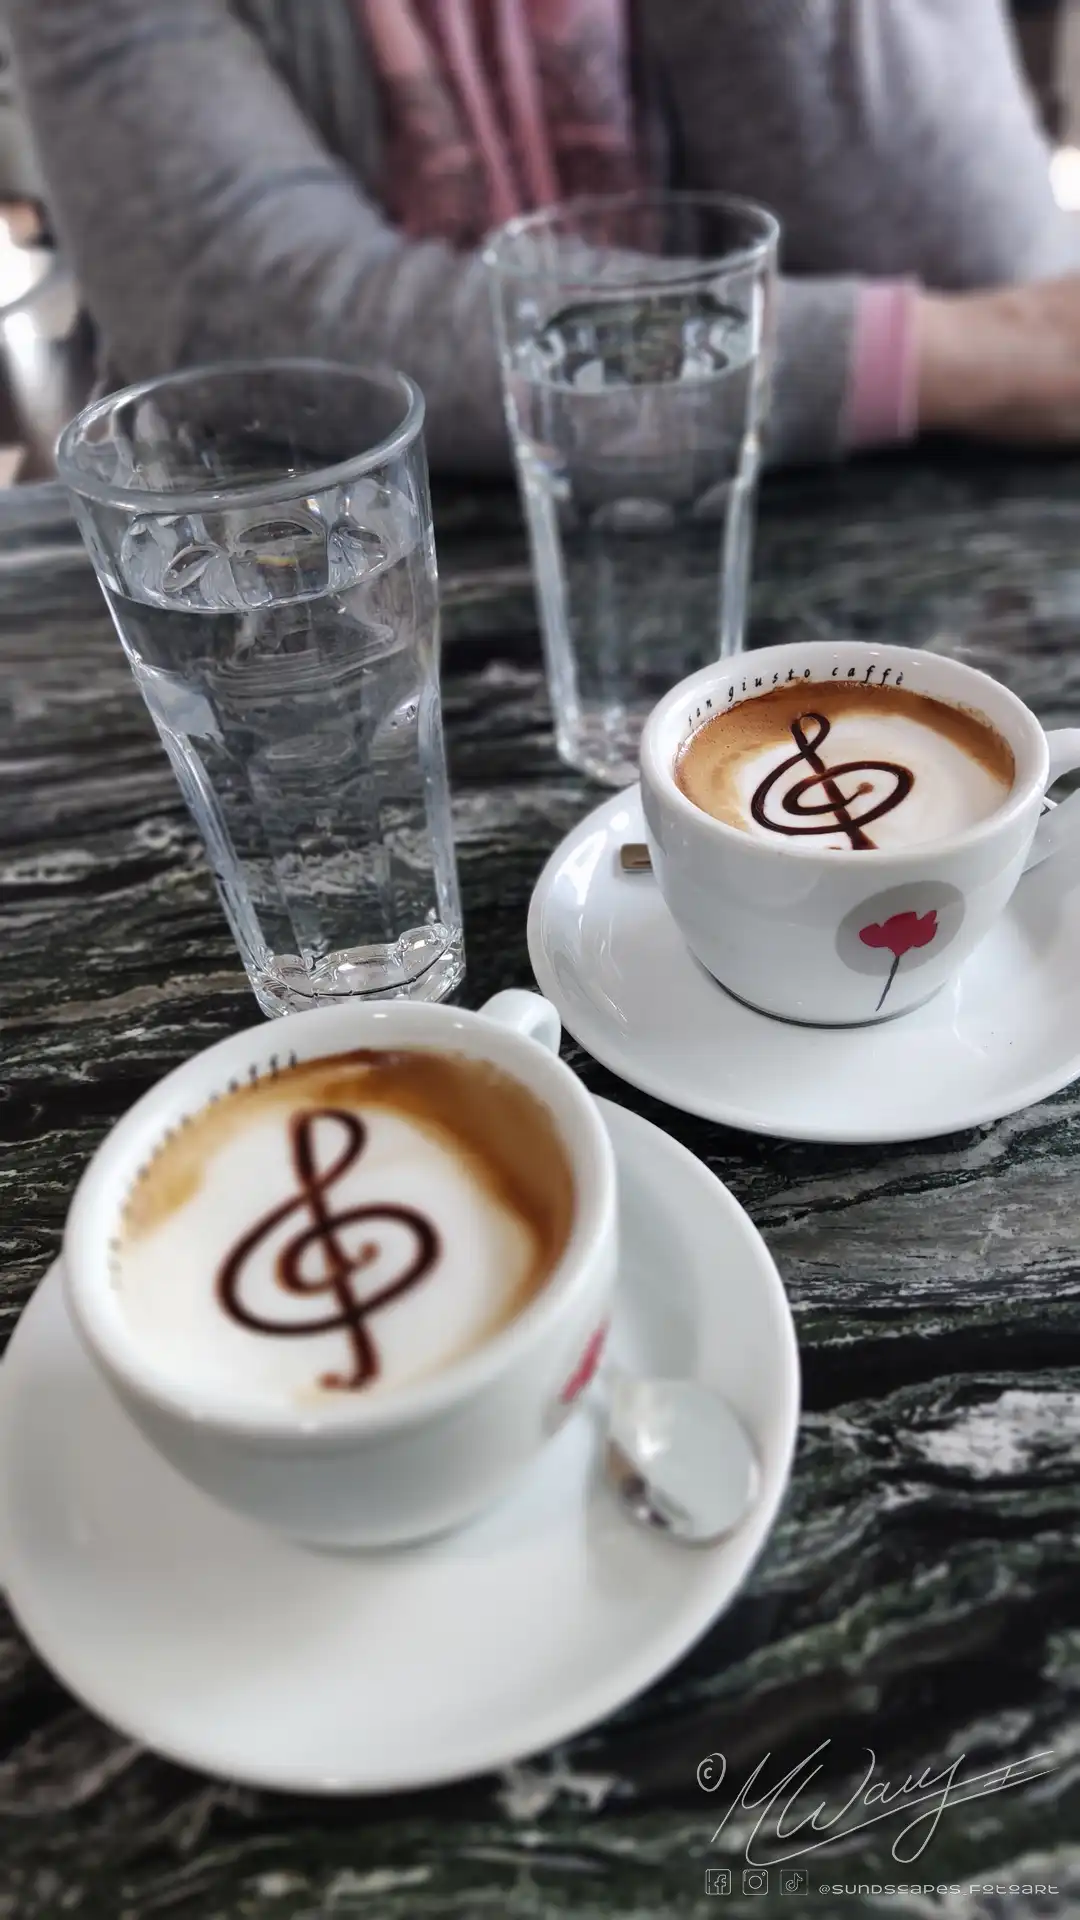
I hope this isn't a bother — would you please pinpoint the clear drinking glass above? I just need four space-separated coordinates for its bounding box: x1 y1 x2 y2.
58 360 463 1016
485 191 778 787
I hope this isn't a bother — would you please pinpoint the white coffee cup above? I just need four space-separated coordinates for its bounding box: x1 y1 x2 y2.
640 640 1080 1026
63 991 617 1549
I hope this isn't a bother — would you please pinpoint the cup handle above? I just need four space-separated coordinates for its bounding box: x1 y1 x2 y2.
1024 729 1080 872
478 990 562 1054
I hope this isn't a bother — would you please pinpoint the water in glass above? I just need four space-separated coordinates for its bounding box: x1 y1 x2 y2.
508 288 758 786
105 474 462 1016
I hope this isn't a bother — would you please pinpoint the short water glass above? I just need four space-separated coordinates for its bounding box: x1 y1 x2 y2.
59 360 463 1016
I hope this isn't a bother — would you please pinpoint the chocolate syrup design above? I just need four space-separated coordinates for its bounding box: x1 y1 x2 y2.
217 1108 439 1391
750 713 913 851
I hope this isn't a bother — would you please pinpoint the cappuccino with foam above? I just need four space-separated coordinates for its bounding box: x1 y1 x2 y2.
675 679 1015 853
114 1049 575 1410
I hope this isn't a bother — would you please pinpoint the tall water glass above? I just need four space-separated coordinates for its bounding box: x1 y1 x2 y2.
485 192 778 787
59 361 463 1016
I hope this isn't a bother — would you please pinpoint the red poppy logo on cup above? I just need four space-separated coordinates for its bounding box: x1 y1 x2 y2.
837 884 963 1014
859 909 938 1010
560 1324 608 1405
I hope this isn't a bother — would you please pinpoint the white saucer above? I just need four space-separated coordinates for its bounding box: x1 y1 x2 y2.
528 789 1080 1144
0 1100 797 1795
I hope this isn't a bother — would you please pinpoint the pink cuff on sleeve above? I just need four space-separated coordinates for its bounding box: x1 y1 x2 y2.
844 282 921 449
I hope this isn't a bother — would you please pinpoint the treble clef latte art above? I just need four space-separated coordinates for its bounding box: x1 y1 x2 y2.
675 679 1017 853
216 1108 439 1391
750 712 913 851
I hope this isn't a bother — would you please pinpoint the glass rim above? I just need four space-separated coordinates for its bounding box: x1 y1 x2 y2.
481 188 780 285
56 357 426 515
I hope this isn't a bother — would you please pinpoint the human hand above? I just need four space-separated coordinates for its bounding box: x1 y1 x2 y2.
916 276 1080 443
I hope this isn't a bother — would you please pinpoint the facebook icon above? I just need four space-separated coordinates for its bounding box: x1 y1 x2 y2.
705 1868 732 1895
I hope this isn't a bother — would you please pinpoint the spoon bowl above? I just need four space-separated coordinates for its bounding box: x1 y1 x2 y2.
603 1369 761 1546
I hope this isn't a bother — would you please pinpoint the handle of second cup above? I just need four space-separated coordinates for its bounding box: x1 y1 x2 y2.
478 990 562 1054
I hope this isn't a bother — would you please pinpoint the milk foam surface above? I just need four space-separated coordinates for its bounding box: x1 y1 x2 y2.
114 1054 571 1410
732 712 1009 851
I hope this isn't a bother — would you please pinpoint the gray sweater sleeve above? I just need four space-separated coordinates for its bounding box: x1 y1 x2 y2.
8 0 512 475
8 0 1075 472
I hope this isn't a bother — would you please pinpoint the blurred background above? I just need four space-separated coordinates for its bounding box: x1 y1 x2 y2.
0 1 1077 490
0 0 91 486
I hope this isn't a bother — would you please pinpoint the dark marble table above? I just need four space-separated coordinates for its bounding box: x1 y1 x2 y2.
2 457 1079 1919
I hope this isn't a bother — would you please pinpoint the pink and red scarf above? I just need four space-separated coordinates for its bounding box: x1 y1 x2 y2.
357 0 639 247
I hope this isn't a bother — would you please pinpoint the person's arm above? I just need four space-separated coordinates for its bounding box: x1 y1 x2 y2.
4 0 874 471
770 277 901 468
13 0 1080 477
915 277 1080 442
7 0 510 475
653 0 1080 459
14 0 855 472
